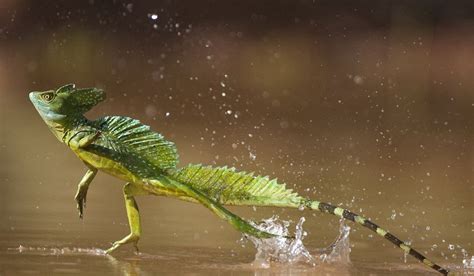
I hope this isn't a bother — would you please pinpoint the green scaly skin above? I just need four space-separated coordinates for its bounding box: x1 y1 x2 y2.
29 84 452 275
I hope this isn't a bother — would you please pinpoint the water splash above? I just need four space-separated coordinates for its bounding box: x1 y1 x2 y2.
243 216 351 268
463 255 474 269
244 216 314 268
12 245 107 256
318 219 351 264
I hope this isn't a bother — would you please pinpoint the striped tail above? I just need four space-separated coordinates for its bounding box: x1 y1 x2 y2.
306 200 450 275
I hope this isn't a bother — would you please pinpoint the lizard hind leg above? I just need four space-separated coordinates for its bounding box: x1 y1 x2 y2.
160 176 280 239
105 183 148 254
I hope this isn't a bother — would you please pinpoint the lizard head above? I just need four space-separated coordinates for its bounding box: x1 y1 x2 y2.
29 84 106 122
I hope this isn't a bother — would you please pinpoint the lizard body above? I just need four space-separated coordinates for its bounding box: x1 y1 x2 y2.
29 84 451 275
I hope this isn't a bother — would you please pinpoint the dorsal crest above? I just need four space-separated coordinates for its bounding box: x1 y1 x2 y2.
96 116 178 170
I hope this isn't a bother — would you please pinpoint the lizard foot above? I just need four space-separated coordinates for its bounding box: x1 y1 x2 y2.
105 233 140 254
74 188 88 219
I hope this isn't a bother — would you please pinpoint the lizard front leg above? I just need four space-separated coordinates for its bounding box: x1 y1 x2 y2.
67 129 101 150
106 183 149 254
74 165 98 219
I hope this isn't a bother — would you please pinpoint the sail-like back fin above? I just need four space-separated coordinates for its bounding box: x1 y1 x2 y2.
96 116 178 170
169 164 303 206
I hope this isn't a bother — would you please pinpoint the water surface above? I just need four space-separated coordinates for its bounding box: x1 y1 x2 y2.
1 1 473 275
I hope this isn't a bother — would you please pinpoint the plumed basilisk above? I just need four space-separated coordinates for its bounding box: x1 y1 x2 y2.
29 84 451 275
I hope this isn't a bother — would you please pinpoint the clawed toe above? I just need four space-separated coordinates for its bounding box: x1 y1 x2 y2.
104 233 140 254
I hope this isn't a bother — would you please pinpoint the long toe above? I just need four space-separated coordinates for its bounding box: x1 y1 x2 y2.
105 242 121 254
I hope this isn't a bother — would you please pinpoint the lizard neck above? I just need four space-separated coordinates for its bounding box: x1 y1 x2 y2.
44 114 89 143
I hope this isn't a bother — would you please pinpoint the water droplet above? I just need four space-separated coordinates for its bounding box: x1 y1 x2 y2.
249 152 256 160
280 120 289 129
353 75 364 85
145 105 157 117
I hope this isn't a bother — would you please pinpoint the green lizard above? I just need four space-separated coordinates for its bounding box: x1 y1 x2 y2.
29 84 451 275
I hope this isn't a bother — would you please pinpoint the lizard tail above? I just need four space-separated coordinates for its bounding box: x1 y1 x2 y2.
167 164 451 275
305 200 450 275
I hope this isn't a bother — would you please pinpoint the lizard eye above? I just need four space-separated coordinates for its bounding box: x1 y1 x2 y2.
40 92 55 102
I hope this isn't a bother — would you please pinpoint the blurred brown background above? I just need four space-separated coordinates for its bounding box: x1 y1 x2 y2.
0 0 472 274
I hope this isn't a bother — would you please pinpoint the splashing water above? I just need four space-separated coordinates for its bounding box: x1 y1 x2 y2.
12 245 107 256
463 256 474 269
245 216 314 268
318 219 352 265
243 216 351 268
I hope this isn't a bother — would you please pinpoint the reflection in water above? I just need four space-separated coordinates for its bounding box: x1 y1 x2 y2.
106 255 142 276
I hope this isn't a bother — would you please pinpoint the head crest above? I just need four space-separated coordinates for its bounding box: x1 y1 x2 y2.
29 84 106 120
59 84 106 113
56 84 76 94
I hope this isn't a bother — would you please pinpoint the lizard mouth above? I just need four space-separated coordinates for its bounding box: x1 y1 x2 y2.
28 91 37 102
